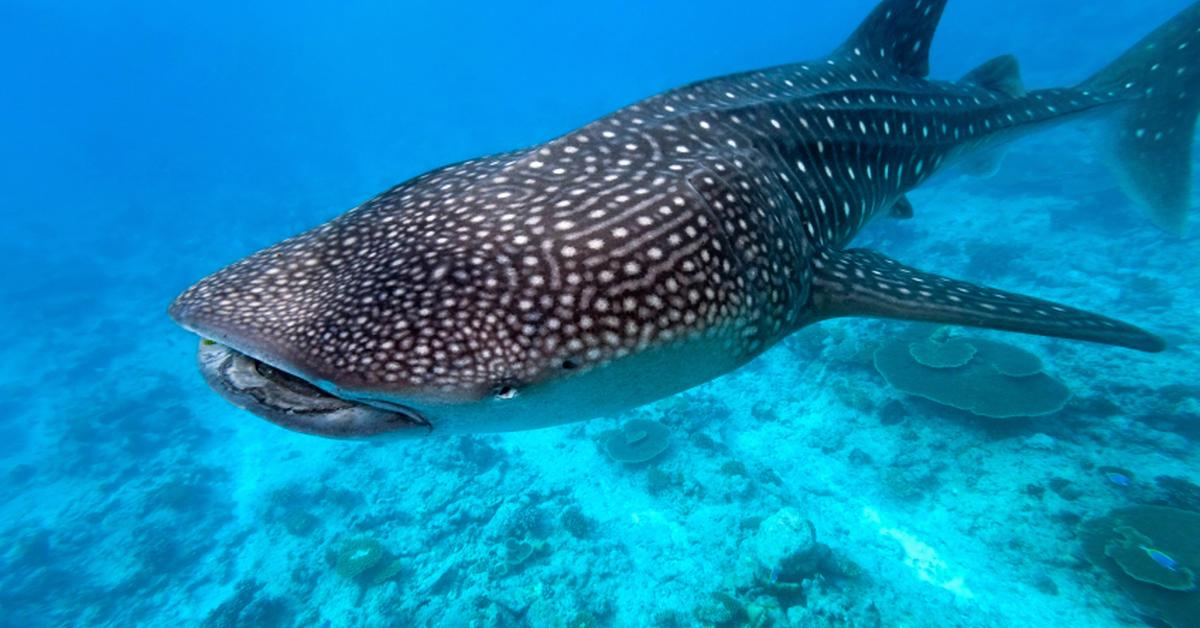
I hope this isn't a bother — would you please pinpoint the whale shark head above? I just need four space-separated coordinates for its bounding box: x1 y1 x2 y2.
171 158 581 437
169 155 749 437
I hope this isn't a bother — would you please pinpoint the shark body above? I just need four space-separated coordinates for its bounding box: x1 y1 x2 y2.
171 0 1199 437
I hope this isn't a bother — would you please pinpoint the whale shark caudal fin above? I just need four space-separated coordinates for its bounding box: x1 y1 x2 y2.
837 0 948 78
1083 1 1200 234
808 248 1166 352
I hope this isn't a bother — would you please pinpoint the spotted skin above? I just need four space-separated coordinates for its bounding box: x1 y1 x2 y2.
170 0 1195 436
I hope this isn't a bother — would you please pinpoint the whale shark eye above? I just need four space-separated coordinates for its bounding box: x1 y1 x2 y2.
561 358 579 371
494 385 518 400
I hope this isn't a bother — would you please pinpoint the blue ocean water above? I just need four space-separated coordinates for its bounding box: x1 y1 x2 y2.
2 0 1199 625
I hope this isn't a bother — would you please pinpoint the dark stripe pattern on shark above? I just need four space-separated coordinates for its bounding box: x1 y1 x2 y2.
170 0 1196 436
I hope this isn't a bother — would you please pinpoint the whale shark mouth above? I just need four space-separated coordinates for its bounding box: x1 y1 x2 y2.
194 340 431 438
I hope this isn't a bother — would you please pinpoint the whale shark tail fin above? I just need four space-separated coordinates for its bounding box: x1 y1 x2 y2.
809 248 1166 352
1082 2 1200 235
837 0 949 78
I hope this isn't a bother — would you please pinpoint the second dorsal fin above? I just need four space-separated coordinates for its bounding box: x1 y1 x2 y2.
837 0 949 77
962 55 1026 98
889 196 914 219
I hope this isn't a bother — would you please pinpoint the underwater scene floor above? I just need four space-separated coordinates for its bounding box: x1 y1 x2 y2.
2 129 1199 628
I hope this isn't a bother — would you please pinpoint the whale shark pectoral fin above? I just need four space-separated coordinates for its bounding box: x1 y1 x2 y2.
808 248 1166 352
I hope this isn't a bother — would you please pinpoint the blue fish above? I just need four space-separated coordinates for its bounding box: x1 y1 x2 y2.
1140 545 1180 572
1105 472 1131 487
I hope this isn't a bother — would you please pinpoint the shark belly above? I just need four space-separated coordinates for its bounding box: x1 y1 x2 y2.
361 327 756 433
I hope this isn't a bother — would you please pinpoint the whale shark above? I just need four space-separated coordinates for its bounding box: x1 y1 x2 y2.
170 0 1199 438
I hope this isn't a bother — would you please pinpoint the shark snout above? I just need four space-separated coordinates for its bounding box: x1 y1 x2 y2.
191 339 431 438
168 285 303 376
169 273 448 437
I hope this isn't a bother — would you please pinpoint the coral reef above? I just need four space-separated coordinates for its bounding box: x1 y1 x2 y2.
330 538 403 587
1105 526 1195 591
646 466 680 495
200 579 292 628
745 506 859 611
882 465 940 501
873 332 1070 418
692 592 748 627
560 505 594 539
751 509 823 577
1154 476 1200 512
504 538 535 565
1079 506 1200 627
599 419 670 463
909 336 977 368
496 537 547 576
281 510 320 537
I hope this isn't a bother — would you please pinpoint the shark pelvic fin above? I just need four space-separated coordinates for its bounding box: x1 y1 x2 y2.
889 195 915 219
838 0 948 78
961 54 1026 98
808 248 1166 352
1083 2 1200 235
957 148 1007 178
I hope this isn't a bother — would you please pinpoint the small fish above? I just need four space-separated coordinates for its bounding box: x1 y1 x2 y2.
1140 545 1180 572
1105 472 1131 487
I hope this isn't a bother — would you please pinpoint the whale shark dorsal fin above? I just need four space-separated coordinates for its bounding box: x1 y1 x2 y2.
838 0 949 77
961 54 1026 98
808 248 1166 352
